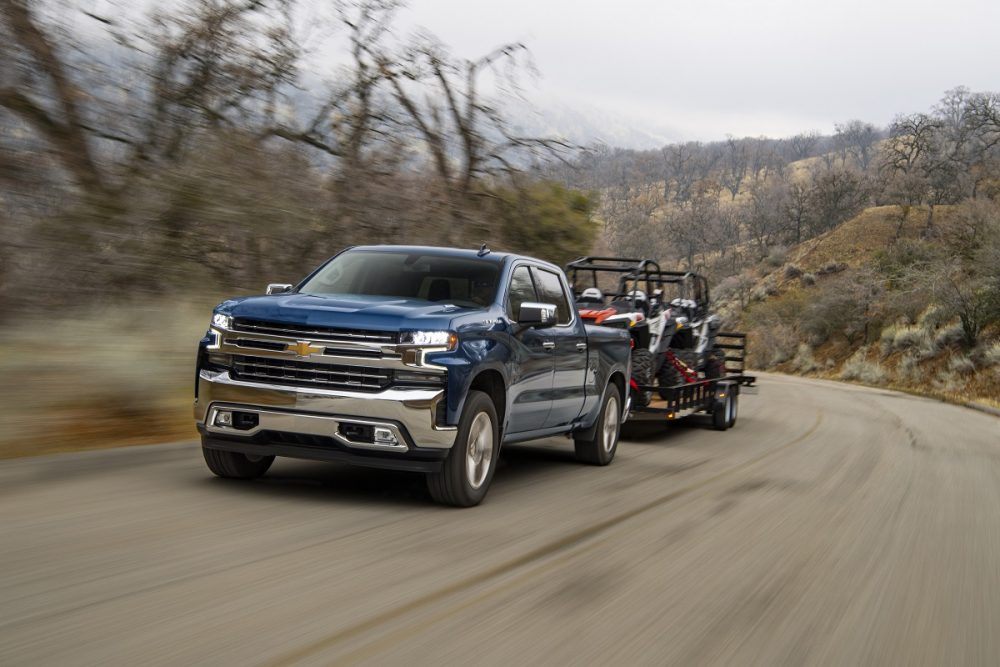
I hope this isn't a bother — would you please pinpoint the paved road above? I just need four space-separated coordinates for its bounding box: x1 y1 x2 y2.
2 374 999 666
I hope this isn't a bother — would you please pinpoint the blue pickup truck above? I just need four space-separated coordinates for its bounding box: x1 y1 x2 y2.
195 245 632 506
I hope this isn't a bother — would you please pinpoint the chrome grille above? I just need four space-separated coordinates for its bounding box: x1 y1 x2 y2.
231 355 391 392
231 318 398 344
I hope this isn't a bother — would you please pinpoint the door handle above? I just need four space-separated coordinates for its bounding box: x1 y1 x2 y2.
575 342 588 352
541 341 556 351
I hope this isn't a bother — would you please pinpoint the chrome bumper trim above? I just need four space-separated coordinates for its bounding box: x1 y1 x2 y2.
205 405 409 452
195 370 456 450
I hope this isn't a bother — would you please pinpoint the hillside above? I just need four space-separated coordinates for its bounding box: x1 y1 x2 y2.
717 205 1000 410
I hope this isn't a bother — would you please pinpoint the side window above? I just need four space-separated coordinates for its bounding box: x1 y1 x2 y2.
506 265 537 319
533 269 572 325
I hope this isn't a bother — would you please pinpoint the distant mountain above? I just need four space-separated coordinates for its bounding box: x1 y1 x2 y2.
501 96 680 150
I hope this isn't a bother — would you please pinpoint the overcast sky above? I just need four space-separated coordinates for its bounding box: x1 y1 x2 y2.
392 0 1000 141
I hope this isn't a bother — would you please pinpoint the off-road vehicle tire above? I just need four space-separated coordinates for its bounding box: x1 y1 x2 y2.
630 348 654 407
575 383 622 466
426 390 499 507
657 361 683 399
203 441 274 479
705 347 726 379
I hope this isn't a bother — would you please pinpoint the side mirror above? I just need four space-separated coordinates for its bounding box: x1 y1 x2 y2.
266 283 293 295
517 302 558 328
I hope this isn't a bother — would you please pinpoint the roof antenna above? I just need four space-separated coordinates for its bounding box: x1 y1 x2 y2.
478 242 491 257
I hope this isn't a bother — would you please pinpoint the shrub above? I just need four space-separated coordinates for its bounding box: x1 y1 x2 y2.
917 304 950 331
932 370 965 394
984 341 1000 367
748 323 799 368
840 348 888 385
897 354 920 383
818 261 847 275
892 324 930 352
948 354 975 374
800 272 816 286
790 343 819 373
784 264 803 280
934 322 966 350
766 246 788 267
879 323 898 356
493 182 599 267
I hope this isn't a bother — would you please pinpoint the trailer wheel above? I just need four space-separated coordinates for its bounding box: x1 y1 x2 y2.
711 393 733 431
727 393 739 428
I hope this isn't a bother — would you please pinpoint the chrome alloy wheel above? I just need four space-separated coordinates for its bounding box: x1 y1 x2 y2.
465 412 494 490
602 394 620 454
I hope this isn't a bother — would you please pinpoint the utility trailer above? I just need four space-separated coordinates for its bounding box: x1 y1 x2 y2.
628 331 756 430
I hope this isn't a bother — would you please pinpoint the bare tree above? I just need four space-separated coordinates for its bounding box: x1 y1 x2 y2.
787 131 820 161
720 135 749 200
834 120 879 171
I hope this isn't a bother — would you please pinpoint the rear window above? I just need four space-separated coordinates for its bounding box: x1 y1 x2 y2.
299 250 500 308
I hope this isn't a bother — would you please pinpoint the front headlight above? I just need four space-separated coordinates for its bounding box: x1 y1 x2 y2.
399 330 458 350
212 313 232 329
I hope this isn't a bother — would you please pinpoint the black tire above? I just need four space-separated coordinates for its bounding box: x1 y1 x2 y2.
705 347 725 379
657 360 683 399
575 383 623 466
711 393 732 431
727 393 739 428
426 390 499 507
630 348 654 407
202 440 274 479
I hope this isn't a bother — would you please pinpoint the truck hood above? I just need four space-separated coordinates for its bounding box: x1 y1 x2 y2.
219 293 477 332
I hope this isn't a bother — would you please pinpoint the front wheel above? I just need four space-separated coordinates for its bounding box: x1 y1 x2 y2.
426 390 499 507
575 383 623 465
202 440 274 479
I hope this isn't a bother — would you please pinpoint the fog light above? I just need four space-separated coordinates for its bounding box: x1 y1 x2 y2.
373 427 397 445
215 411 233 426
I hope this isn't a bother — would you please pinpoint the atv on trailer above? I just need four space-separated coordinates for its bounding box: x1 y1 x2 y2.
644 270 728 396
636 270 755 431
565 256 664 407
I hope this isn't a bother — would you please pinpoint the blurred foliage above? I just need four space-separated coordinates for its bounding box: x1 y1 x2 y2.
492 182 598 267
0 0 588 319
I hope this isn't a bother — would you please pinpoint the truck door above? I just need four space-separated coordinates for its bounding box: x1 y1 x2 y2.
504 265 554 432
533 268 589 429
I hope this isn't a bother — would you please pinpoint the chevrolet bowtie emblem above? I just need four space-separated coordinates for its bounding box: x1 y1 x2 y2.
288 340 323 357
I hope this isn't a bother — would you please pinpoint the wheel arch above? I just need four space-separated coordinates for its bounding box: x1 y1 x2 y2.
468 369 507 438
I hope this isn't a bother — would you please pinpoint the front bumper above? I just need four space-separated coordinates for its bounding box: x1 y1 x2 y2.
195 370 457 465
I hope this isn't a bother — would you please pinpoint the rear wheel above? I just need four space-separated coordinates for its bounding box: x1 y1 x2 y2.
202 440 274 479
711 393 734 431
575 383 622 465
630 348 653 407
426 390 499 507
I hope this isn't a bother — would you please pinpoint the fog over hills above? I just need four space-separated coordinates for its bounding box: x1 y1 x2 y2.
501 95 681 149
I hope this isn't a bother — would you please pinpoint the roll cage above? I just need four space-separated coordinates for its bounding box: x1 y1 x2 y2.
565 256 662 314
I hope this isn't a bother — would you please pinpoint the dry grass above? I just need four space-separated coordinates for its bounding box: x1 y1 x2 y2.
0 301 216 458
781 205 958 278
734 205 1000 410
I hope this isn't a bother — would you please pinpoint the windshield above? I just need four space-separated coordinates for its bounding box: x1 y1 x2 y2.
298 250 500 308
